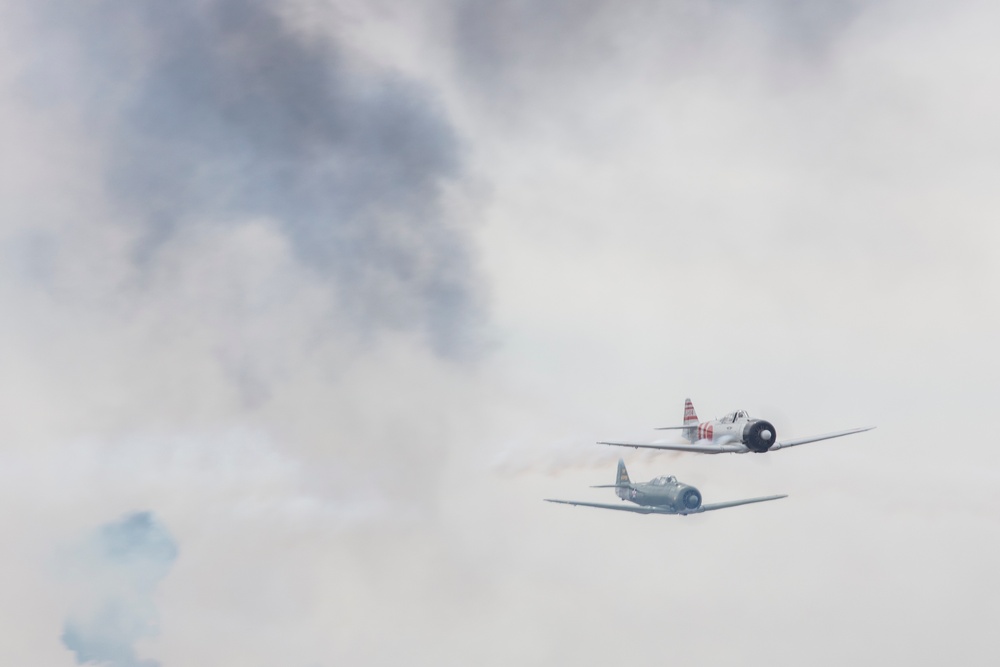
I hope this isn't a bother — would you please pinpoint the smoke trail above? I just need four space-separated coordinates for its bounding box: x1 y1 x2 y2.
491 436 682 477
61 512 178 667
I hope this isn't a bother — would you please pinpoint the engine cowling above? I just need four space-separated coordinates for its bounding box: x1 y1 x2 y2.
742 419 777 452
681 487 702 510
660 484 702 510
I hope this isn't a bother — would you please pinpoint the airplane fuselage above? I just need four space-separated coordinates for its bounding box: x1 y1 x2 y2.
686 410 777 453
617 476 703 512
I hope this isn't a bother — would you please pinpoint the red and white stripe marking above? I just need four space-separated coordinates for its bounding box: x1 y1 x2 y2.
684 399 699 425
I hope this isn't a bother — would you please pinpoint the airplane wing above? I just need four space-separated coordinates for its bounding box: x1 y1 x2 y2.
654 425 694 430
598 440 749 454
543 499 676 514
696 494 787 512
771 426 875 451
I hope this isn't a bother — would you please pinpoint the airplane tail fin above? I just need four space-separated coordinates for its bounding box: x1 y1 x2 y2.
615 458 631 500
683 398 699 442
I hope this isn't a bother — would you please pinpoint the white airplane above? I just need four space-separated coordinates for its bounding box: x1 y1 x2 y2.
599 398 874 455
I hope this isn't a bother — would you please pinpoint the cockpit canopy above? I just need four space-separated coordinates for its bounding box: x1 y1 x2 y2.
720 410 750 423
650 475 677 486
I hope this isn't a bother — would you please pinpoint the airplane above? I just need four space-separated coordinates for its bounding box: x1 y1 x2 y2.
544 458 786 515
599 398 874 455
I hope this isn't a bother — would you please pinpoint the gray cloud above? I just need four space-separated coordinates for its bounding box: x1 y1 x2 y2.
61 511 178 667
450 0 865 111
25 0 481 355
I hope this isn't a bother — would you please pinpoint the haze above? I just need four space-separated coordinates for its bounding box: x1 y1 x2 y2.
0 1 997 665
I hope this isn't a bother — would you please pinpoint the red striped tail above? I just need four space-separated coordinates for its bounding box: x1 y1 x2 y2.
683 398 699 442
683 398 699 425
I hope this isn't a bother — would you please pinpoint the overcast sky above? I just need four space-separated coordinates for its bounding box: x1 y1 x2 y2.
1 1 999 665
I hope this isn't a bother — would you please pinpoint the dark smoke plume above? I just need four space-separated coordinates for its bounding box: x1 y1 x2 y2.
29 0 480 355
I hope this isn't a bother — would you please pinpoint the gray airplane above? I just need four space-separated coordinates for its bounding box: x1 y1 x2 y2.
545 459 787 515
